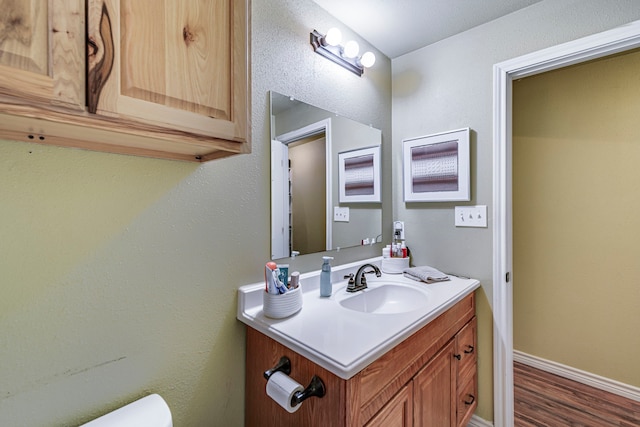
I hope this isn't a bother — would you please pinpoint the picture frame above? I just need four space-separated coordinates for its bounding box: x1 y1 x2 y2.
402 128 470 202
338 145 381 203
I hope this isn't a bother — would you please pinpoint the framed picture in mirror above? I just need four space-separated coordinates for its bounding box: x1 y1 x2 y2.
338 145 381 203
403 128 470 202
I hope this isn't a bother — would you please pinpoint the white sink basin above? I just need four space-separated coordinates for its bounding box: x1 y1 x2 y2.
338 283 429 314
238 257 480 379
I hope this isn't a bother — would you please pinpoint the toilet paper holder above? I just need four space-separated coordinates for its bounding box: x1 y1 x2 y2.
264 356 326 407
263 356 292 379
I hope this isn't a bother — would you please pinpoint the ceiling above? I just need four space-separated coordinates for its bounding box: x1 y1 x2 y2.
312 0 543 59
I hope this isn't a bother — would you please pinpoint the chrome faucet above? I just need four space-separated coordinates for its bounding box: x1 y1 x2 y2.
345 263 381 292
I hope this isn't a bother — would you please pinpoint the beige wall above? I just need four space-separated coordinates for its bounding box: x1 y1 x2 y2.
513 49 640 387
290 137 326 254
0 0 391 425
392 0 640 421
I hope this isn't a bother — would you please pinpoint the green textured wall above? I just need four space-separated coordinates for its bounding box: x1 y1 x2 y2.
0 0 392 425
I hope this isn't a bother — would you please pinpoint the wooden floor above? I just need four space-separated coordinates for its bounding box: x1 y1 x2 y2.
514 361 640 426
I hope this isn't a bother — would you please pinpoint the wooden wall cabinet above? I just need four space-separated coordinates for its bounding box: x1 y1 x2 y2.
0 0 85 110
245 293 478 427
0 0 250 162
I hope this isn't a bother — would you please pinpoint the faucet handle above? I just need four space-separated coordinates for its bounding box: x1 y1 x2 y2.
363 268 381 277
343 273 355 285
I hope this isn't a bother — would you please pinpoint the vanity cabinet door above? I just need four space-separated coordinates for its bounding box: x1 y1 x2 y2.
0 0 84 110
365 383 413 427
412 340 457 427
87 0 250 157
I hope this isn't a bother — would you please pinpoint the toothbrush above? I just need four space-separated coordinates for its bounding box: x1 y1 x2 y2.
265 262 280 294
265 262 288 294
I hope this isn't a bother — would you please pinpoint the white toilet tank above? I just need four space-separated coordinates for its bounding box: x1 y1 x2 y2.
81 394 172 427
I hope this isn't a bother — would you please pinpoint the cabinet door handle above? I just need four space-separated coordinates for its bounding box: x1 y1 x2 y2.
464 345 474 354
453 354 461 360
464 394 475 405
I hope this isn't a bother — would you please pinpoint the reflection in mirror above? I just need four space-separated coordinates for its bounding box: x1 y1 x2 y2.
270 91 382 260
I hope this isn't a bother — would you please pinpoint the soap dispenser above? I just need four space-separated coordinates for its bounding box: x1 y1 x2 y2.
320 256 334 297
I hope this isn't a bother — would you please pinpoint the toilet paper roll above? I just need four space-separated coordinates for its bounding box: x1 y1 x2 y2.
266 371 304 413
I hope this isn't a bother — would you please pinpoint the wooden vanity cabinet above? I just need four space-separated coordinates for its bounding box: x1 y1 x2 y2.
366 317 477 427
245 293 477 427
0 0 250 162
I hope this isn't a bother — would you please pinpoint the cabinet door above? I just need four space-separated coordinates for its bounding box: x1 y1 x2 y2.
413 341 456 427
0 0 85 110
366 383 413 427
87 0 249 146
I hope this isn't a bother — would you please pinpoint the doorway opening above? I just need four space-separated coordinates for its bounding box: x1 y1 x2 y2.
271 119 332 259
492 20 640 427
288 134 327 255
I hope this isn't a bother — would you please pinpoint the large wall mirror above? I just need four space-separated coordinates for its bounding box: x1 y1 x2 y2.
270 91 382 260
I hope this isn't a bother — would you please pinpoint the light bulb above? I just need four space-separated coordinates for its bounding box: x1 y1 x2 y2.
325 28 342 46
343 40 359 58
360 51 376 68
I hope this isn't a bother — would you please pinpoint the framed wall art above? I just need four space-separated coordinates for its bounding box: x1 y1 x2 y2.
402 128 470 202
338 145 381 203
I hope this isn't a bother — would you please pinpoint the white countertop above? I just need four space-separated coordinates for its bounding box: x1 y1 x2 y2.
237 257 480 380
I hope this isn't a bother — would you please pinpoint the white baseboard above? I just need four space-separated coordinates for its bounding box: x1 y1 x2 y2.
467 414 493 427
514 350 640 402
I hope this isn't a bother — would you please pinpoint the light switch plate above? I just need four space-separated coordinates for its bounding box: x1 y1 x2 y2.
334 206 349 222
455 205 487 227
393 220 405 240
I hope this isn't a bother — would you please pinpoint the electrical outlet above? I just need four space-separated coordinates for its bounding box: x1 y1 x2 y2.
455 205 487 227
334 206 349 222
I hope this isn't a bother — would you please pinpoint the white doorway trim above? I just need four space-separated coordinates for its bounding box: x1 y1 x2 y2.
492 20 640 427
276 118 333 253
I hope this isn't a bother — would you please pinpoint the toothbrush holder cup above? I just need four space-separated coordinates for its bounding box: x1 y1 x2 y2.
263 287 303 319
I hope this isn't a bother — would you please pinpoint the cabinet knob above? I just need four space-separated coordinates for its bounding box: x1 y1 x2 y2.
453 354 461 360
464 345 474 354
464 394 475 405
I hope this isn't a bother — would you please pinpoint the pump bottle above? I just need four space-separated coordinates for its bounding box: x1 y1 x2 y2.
320 256 334 297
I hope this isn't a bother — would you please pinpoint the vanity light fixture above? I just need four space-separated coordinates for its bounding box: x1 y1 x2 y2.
310 28 376 77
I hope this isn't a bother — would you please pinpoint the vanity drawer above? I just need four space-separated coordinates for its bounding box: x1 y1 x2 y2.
456 317 477 383
456 367 477 427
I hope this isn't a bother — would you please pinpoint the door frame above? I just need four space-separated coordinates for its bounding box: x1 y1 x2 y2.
275 119 333 254
492 20 640 426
